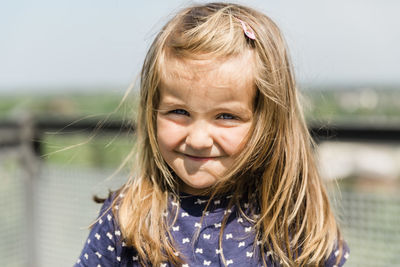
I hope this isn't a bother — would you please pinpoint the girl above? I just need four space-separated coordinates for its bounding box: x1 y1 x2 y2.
75 2 349 266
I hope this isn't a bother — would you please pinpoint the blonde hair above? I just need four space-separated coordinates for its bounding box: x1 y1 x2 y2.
114 3 344 266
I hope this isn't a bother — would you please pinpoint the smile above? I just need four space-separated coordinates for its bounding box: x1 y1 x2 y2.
183 154 217 162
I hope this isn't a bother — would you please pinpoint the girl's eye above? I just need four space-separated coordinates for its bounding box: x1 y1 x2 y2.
217 113 236 120
170 109 189 116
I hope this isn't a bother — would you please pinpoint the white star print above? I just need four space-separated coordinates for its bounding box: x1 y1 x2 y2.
182 264 189 267
181 212 189 217
132 256 138 261
117 256 121 262
195 248 203 254
214 223 221 228
226 259 233 265
225 233 233 240
174 251 180 256
95 233 101 240
98 218 103 224
87 239 91 244
95 252 102 258
246 251 253 257
160 263 167 267
238 241 245 247
214 200 221 205
84 253 88 260
237 218 243 223
107 214 112 221
195 198 207 205
106 232 113 240
245 227 252 232
344 252 349 259
182 238 190 244
203 234 211 239
171 201 179 207
216 249 222 254
334 250 339 257
194 222 201 228
172 226 180 231
203 260 211 266
115 230 121 236
224 208 232 215
107 245 114 252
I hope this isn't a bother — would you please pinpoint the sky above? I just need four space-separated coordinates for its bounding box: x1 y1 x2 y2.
1 0 400 93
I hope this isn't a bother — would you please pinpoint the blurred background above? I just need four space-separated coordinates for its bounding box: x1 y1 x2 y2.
1 0 400 266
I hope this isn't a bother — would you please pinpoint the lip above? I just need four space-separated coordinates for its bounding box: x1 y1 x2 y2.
183 154 217 162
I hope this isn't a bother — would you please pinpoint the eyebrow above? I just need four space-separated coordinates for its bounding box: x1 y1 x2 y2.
158 98 252 116
157 98 186 108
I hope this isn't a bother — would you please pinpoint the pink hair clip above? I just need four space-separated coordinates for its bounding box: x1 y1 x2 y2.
238 19 256 40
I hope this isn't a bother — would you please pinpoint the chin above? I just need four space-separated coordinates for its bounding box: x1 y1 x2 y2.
180 175 217 194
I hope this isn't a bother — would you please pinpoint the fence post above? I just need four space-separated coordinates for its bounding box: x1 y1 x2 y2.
18 114 40 267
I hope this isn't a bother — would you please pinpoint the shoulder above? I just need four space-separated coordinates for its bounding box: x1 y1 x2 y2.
74 194 124 266
324 240 350 267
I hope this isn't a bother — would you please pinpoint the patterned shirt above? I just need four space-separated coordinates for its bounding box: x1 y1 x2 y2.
75 193 349 266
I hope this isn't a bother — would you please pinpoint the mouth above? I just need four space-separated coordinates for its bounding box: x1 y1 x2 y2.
183 154 217 162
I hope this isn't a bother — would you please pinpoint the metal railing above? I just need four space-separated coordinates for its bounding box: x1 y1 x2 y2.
2 116 400 151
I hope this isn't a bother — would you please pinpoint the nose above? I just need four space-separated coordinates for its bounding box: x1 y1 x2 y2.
185 120 213 150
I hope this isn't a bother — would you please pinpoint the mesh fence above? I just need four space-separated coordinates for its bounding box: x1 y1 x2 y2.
0 150 29 267
35 164 127 267
337 189 400 266
1 147 400 267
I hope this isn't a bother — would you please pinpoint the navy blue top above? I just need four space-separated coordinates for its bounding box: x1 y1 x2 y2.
75 193 349 266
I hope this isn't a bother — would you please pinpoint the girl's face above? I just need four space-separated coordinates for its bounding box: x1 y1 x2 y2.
156 52 255 195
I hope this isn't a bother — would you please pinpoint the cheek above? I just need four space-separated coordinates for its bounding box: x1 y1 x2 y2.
219 125 252 155
157 117 185 150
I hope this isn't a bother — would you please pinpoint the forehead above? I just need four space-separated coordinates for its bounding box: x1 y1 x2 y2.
158 51 257 111
160 50 256 92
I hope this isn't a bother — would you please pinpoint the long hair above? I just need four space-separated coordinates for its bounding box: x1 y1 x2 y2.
115 3 343 266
